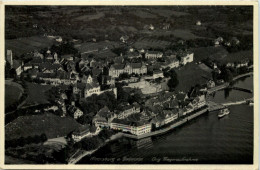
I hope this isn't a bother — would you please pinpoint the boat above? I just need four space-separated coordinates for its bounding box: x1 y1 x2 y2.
248 101 254 106
218 108 230 118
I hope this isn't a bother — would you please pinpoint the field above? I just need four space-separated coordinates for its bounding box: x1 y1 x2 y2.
171 29 201 40
175 63 212 92
218 50 253 64
75 41 120 54
151 9 190 17
191 46 229 62
131 10 158 18
23 82 52 107
5 36 55 57
133 38 172 49
5 80 24 108
75 12 105 21
5 113 82 140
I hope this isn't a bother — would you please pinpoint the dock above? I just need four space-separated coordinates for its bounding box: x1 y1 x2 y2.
231 86 253 93
222 97 253 106
208 101 226 112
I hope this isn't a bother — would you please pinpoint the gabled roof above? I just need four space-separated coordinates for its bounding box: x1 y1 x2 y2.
73 125 90 135
146 51 163 55
13 60 22 69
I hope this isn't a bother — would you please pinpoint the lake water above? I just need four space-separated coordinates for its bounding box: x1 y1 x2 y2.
78 76 254 164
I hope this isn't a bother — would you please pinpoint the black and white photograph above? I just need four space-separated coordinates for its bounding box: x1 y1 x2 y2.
1 2 258 169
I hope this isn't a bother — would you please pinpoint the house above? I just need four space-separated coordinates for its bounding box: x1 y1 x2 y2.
149 24 154 30
84 83 101 98
109 62 147 78
207 80 215 88
23 63 33 71
190 95 207 110
214 37 224 47
226 62 235 68
151 114 165 128
82 74 93 84
153 70 164 79
102 75 115 86
72 125 91 142
182 105 194 115
196 20 201 26
120 35 129 43
33 51 44 59
116 103 141 119
13 60 23 76
127 51 142 59
67 105 83 119
145 51 163 59
163 99 179 109
163 109 179 124
236 60 249 68
162 55 180 69
162 23 170 30
56 37 62 42
92 106 116 128
44 105 59 112
180 53 194 65
61 54 74 61
37 71 76 85
114 56 124 64
176 92 188 102
110 119 151 135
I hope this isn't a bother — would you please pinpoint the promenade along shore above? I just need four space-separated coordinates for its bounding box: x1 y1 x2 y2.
123 106 209 140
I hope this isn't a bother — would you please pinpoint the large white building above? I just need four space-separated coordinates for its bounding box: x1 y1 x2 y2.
110 119 151 136
109 62 147 78
180 53 194 65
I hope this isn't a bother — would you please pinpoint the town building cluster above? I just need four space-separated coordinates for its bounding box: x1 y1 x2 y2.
5 43 209 143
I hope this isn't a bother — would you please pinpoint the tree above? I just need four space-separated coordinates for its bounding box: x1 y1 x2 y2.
40 133 48 142
167 77 179 92
119 73 130 80
223 69 233 82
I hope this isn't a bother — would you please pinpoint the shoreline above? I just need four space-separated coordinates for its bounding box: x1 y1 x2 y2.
123 107 209 140
68 133 123 164
71 108 208 164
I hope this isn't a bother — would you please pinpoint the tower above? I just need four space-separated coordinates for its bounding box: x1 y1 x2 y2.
6 50 13 68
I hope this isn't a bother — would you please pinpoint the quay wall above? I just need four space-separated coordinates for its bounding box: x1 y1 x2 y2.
123 108 208 140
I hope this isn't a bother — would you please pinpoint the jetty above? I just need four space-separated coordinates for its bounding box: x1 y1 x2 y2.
222 97 253 106
230 86 253 93
208 101 226 112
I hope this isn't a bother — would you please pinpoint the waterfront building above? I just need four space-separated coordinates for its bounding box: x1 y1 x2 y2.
72 125 101 142
191 95 207 109
110 119 151 136
72 126 91 142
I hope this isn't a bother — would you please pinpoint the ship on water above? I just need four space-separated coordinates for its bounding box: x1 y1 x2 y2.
218 108 230 118
248 101 254 106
